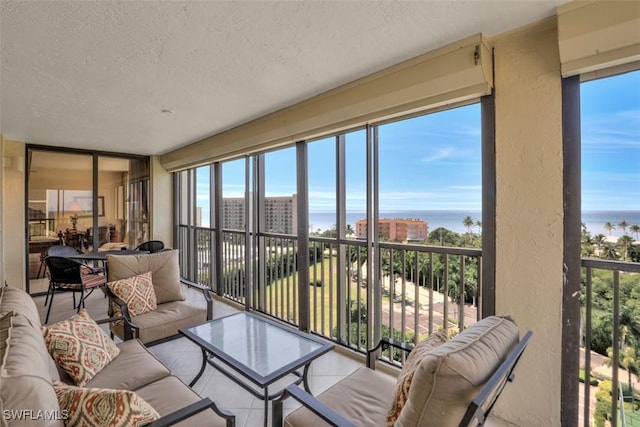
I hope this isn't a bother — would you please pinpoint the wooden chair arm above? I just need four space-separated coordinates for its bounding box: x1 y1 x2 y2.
145 397 235 427
272 385 356 427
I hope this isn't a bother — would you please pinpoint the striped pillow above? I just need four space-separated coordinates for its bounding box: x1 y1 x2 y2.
54 382 159 427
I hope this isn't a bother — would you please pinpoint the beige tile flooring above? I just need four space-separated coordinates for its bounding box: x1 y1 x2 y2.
33 285 370 427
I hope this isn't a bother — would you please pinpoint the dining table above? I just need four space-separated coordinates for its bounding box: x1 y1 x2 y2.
68 249 150 273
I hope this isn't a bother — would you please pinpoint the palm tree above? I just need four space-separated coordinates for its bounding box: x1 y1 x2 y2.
594 234 606 251
474 220 482 234
463 216 474 234
618 220 629 235
630 224 640 240
605 345 639 409
345 224 355 236
601 242 619 260
617 235 634 261
604 222 616 236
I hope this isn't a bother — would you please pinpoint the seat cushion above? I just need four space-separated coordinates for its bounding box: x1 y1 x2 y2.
394 315 520 427
106 250 184 304
285 367 396 427
107 271 157 316
134 375 230 427
0 286 42 328
387 330 449 425
0 312 63 427
86 339 171 390
110 301 207 344
54 382 159 427
42 309 120 386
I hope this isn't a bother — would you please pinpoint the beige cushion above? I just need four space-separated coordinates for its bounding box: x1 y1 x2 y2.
135 375 230 427
285 367 396 427
394 315 519 427
42 309 120 386
86 339 171 390
54 382 159 427
107 250 184 304
0 312 63 427
0 286 42 328
110 300 207 344
387 330 449 425
108 271 158 316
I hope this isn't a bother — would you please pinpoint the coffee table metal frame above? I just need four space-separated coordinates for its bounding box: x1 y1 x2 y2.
179 312 334 426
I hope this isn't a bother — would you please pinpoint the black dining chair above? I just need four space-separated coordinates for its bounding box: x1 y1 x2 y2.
135 240 165 253
44 256 106 324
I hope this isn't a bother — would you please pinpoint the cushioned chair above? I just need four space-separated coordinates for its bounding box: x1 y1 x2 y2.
104 249 213 345
44 256 107 324
273 316 532 427
135 240 165 253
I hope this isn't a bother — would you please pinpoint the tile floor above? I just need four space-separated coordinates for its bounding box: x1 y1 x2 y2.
34 285 371 427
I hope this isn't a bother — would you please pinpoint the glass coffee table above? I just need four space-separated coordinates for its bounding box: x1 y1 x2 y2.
179 312 334 426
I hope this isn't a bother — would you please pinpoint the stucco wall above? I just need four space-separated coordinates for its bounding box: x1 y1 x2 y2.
0 134 4 287
491 18 563 425
2 139 26 289
151 155 173 247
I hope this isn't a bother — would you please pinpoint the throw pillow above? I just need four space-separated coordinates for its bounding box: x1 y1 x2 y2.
386 330 449 426
54 382 159 427
42 309 120 386
107 271 157 317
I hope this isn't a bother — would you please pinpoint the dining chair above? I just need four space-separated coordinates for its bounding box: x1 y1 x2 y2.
135 240 165 253
43 256 106 324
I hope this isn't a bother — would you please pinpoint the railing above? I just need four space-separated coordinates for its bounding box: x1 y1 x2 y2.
581 258 640 427
177 224 483 362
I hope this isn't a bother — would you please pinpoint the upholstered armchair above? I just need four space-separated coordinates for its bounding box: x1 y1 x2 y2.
273 316 532 427
103 249 213 345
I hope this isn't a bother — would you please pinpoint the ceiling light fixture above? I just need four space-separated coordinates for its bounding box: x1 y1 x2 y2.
161 109 174 115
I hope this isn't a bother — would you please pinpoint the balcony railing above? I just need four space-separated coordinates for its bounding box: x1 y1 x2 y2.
581 258 640 427
178 224 482 363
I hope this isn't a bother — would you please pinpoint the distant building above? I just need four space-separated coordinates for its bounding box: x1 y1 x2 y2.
355 218 428 242
222 194 297 234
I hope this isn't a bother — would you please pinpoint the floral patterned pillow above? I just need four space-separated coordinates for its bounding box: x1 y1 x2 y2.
54 382 159 427
386 330 449 426
42 309 120 386
107 271 157 317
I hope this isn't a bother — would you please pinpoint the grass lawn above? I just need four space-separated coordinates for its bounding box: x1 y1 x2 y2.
263 253 419 340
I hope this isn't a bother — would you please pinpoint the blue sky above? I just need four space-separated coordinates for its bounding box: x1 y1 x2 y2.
581 70 640 211
196 70 639 224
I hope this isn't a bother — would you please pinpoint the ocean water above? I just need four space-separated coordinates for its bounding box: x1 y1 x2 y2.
582 210 640 238
309 210 640 237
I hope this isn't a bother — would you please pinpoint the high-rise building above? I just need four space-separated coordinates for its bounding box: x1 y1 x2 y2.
355 218 428 242
222 194 297 234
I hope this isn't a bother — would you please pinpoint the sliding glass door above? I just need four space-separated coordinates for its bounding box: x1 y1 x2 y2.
26 146 149 295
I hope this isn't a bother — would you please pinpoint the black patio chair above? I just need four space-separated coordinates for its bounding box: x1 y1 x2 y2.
42 245 104 306
135 240 165 253
44 256 106 324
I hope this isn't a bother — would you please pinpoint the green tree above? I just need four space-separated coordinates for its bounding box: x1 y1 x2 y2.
618 220 629 235
462 216 474 234
594 234 606 251
617 235 634 261
605 346 639 409
604 222 616 236
630 224 640 240
601 242 619 260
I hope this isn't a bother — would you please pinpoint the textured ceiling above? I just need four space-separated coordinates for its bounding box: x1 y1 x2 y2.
1 0 565 156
